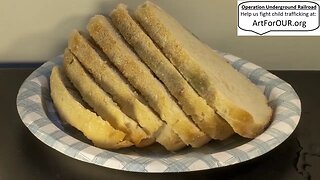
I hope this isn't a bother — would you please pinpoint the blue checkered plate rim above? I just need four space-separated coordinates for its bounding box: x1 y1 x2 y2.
16 54 301 172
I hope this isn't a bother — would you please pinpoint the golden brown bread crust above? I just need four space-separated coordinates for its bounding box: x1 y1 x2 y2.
50 66 133 149
214 91 266 138
110 4 234 140
68 30 185 151
135 1 272 138
63 49 151 146
87 15 210 147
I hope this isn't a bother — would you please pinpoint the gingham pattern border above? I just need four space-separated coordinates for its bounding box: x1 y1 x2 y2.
16 54 301 173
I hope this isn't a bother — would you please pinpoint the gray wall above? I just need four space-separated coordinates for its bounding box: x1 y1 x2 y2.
1 0 319 70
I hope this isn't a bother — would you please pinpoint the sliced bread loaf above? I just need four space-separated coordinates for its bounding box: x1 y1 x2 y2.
50 66 133 149
110 4 234 140
87 15 210 147
68 30 185 151
63 49 152 147
135 1 272 138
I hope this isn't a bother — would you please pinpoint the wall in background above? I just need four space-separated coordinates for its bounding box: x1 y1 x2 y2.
1 0 319 70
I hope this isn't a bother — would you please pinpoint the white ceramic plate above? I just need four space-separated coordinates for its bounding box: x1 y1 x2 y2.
16 54 301 172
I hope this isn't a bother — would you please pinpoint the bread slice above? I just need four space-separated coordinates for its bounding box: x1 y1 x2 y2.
68 30 185 151
63 49 152 147
135 1 272 138
50 66 132 149
111 4 234 140
87 15 210 147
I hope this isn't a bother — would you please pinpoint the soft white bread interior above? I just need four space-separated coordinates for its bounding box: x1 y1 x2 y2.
68 30 185 151
110 4 234 140
87 15 210 147
50 1 273 152
50 66 133 149
63 49 152 147
135 1 272 138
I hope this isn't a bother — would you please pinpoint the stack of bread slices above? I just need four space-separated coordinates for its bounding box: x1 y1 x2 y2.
50 1 272 151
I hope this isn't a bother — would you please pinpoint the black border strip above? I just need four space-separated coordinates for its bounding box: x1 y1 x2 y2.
0 62 44 68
